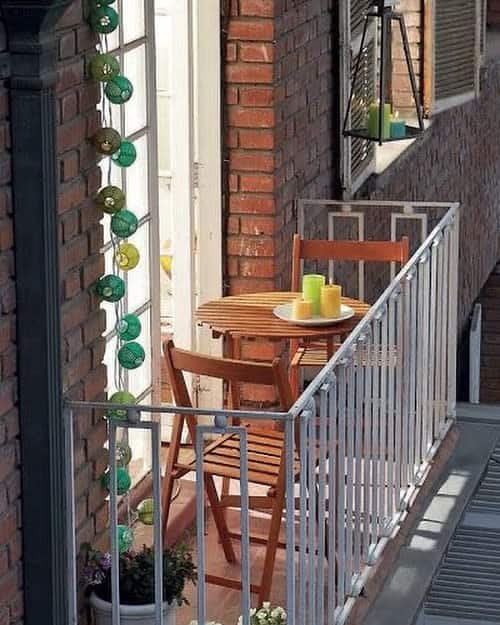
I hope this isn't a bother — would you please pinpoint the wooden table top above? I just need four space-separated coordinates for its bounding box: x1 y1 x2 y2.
196 291 370 340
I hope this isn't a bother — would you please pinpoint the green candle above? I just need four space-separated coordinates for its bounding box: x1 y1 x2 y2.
302 274 325 316
367 103 391 139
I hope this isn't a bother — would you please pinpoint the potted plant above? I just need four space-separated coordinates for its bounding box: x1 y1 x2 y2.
82 543 196 625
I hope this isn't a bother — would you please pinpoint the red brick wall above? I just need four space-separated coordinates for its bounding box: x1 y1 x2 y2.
274 0 337 290
225 0 277 298
56 0 108 557
0 17 22 625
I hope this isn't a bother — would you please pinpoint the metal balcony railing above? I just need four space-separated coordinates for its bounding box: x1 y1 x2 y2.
65 200 460 625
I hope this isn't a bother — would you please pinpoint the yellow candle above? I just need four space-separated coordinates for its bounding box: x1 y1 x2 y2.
320 284 342 318
292 298 313 320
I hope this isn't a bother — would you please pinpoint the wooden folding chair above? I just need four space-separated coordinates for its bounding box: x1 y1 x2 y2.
161 339 296 604
289 233 410 398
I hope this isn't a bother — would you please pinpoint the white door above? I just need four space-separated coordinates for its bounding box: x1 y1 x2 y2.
155 0 222 435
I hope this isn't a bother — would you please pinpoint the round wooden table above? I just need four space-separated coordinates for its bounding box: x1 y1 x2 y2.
196 291 369 358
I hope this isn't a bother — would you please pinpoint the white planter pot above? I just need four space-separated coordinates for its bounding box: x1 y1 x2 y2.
90 592 175 625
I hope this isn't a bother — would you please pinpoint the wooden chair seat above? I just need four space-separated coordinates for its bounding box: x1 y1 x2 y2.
291 344 400 369
173 427 300 487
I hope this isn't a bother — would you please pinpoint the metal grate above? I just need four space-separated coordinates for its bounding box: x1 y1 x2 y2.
424 441 500 623
435 0 477 102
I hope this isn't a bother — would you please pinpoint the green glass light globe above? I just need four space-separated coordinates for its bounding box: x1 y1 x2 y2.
112 141 137 168
95 274 125 302
137 498 154 525
115 441 133 467
93 127 122 155
89 6 119 34
105 75 134 105
118 314 141 341
110 209 138 237
118 342 145 370
107 390 136 419
96 185 126 214
90 53 120 82
101 467 131 495
117 525 134 553
116 242 140 271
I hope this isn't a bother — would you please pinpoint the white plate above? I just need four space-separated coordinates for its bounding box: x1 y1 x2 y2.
273 303 355 326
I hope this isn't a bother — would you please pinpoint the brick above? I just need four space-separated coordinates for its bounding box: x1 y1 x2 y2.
227 235 275 257
230 151 274 172
226 63 273 84
239 43 274 63
59 30 76 60
239 87 274 107
228 20 274 42
239 128 274 149
229 194 275 214
240 257 274 278
57 116 86 153
239 173 274 192
240 216 275 236
240 0 274 17
228 107 274 128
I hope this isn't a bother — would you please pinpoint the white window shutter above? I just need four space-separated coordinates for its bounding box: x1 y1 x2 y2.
430 0 480 114
341 0 377 195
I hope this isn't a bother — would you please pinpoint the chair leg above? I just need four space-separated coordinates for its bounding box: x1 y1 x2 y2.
257 488 286 604
289 362 300 401
205 475 237 563
161 471 176 542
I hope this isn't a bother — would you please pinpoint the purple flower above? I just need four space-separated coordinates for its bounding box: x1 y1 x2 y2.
100 553 112 570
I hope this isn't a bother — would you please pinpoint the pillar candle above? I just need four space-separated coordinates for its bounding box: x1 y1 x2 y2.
390 115 406 139
302 274 325 315
292 298 313 320
320 284 342 318
367 103 391 139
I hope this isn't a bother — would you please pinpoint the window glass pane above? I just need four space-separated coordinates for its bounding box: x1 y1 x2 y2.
124 45 147 136
104 334 118 395
106 24 120 53
155 15 171 91
124 134 148 219
128 307 151 397
157 95 171 172
122 0 145 44
127 221 150 311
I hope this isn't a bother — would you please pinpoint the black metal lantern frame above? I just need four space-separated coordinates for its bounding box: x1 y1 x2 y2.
343 0 424 145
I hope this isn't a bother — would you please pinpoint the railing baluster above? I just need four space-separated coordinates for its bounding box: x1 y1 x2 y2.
345 357 355 590
308 402 317 625
371 319 380 550
439 228 449 431
285 416 296 625
428 239 439 446
317 383 329 625
109 420 120 625
337 364 347 604
379 307 388 529
327 376 338 623
195 423 206 625
420 252 431 463
387 294 396 521
394 289 404 510
362 332 373 561
299 410 309 625
151 421 163 625
354 340 364 575
408 270 418 484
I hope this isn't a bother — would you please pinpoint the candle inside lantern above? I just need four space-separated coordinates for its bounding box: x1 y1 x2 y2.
390 112 406 139
367 102 391 139
320 284 342 318
292 298 313 320
302 274 325 315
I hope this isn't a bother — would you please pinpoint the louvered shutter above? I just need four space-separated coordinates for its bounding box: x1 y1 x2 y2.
431 0 480 114
341 0 376 194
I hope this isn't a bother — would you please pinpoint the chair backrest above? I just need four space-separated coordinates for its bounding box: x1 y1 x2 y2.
163 340 294 441
291 233 410 291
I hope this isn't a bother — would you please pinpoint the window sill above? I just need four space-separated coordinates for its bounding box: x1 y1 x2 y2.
374 119 432 175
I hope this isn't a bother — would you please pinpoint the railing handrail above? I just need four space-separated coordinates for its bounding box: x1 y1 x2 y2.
289 201 460 416
66 201 459 425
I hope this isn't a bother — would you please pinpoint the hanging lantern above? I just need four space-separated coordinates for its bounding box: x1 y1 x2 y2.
96 185 126 214
89 6 119 34
105 75 134 105
101 467 131 495
342 0 424 144
116 242 140 271
160 254 172 278
107 390 136 419
112 141 137 168
95 274 125 302
93 127 122 155
118 314 142 341
111 209 138 237
117 525 134 553
137 498 154 525
90 53 120 82
118 342 145 370
115 441 133 467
